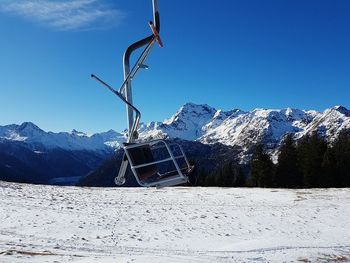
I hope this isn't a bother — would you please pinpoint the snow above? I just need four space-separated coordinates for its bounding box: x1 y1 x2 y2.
139 104 350 159
159 103 219 141
1 181 350 262
200 108 312 148
1 104 350 160
296 106 350 142
0 123 125 153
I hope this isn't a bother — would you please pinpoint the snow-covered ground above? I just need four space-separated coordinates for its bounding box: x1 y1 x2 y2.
0 182 349 263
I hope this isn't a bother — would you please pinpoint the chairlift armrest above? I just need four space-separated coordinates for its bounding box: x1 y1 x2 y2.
131 157 173 169
171 143 191 169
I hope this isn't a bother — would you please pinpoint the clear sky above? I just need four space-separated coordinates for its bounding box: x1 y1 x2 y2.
0 0 349 133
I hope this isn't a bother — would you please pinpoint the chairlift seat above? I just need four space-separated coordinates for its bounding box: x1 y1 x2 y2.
123 140 193 187
124 143 159 181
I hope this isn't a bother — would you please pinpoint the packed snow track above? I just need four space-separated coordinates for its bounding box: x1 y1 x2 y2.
0 182 350 262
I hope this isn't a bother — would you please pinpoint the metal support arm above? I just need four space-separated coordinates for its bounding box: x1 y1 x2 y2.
91 0 176 187
91 74 141 143
123 0 161 142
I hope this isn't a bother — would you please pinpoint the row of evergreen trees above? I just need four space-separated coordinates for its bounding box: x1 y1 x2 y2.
195 130 350 188
195 162 246 187
252 130 350 188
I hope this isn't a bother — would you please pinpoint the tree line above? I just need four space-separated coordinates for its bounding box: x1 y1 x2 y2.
194 130 350 188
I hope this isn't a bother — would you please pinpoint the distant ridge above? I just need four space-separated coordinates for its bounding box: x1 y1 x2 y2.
1 104 350 160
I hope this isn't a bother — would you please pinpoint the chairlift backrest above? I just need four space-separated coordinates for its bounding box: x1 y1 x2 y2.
124 143 159 181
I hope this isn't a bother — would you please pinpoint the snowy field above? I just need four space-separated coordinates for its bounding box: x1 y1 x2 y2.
0 182 350 262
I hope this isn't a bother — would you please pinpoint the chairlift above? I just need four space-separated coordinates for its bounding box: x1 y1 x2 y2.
91 0 194 187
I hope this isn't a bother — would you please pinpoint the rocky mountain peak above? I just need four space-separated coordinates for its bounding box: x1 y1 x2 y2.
1 104 350 162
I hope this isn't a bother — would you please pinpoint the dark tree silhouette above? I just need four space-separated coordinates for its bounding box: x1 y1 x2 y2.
251 144 274 187
323 130 350 187
275 134 302 188
297 133 328 187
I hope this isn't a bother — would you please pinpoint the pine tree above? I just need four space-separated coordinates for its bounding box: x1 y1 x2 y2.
213 162 246 187
329 129 350 187
214 168 224 186
251 144 274 187
275 134 302 188
221 162 235 187
297 133 328 187
321 147 336 187
205 172 216 187
232 165 246 187
196 169 209 186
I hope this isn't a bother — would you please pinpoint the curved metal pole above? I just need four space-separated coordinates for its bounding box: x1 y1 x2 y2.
123 0 160 142
119 38 157 95
91 0 162 186
91 74 141 143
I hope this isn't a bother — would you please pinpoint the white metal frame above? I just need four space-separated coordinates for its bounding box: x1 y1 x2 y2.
124 140 190 187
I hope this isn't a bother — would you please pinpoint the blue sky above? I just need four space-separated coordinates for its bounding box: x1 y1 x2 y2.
0 0 349 133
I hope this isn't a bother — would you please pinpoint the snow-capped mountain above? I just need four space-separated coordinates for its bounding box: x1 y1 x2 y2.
138 103 219 140
139 103 350 149
0 123 122 185
1 103 350 157
198 107 318 149
0 122 124 153
296 106 350 140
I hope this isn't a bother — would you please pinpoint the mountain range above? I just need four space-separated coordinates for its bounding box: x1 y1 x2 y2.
1 103 350 185
139 103 350 161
